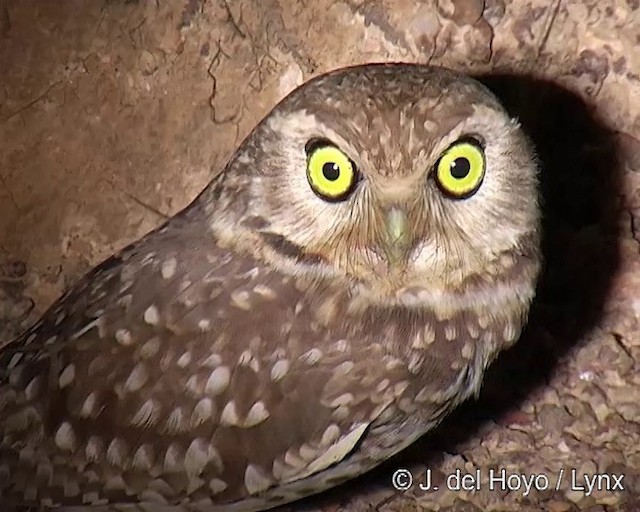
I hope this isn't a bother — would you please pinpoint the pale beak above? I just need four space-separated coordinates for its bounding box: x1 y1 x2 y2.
383 207 411 268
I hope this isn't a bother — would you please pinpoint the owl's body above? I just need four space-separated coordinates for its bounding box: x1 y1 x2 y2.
0 64 541 511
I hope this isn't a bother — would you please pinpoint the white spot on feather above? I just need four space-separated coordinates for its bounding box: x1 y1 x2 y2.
161 257 177 279
177 351 192 368
58 364 76 389
80 392 98 418
329 393 354 408
115 329 133 346
191 398 214 427
299 348 323 365
139 337 161 358
144 305 160 325
320 424 340 446
198 319 212 331
164 444 185 472
24 376 41 400
164 407 186 433
132 444 154 470
124 362 148 392
209 478 228 494
131 399 160 427
231 291 252 310
244 401 270 427
54 422 76 452
205 366 230 396
184 438 212 477
106 438 128 467
270 359 289 382
244 464 273 495
220 401 240 426
85 436 104 462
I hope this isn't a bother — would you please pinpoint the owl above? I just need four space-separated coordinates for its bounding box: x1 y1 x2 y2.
0 63 541 511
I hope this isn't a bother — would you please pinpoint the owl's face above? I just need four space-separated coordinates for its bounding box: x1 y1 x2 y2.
214 65 540 300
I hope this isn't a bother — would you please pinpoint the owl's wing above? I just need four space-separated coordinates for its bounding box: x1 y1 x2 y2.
0 213 418 510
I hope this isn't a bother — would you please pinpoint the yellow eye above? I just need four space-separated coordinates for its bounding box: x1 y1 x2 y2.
306 143 357 201
435 139 486 198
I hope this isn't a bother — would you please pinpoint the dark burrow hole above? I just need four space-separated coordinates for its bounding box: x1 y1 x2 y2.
293 74 624 510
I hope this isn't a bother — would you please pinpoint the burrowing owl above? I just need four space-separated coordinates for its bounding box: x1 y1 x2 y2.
0 64 541 511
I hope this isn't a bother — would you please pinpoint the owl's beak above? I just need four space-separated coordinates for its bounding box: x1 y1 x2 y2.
383 207 411 268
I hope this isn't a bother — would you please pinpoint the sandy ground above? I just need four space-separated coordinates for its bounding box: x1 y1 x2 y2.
1 0 640 510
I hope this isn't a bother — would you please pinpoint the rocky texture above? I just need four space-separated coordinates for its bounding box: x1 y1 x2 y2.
1 0 639 510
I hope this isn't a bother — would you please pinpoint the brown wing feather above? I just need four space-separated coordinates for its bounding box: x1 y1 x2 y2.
0 211 442 510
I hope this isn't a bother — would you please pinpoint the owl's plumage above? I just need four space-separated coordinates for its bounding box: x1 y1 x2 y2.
0 64 541 511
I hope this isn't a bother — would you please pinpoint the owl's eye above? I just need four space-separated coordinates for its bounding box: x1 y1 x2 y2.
434 138 485 199
306 141 358 201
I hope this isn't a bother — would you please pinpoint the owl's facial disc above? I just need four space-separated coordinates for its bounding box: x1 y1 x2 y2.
296 132 494 279
224 65 540 298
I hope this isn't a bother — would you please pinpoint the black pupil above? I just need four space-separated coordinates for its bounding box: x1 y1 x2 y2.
322 162 340 181
450 157 470 179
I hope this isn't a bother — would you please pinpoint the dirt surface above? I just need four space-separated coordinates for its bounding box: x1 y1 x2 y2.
1 0 640 511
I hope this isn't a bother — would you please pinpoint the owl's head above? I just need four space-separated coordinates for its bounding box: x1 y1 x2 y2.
209 64 541 302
